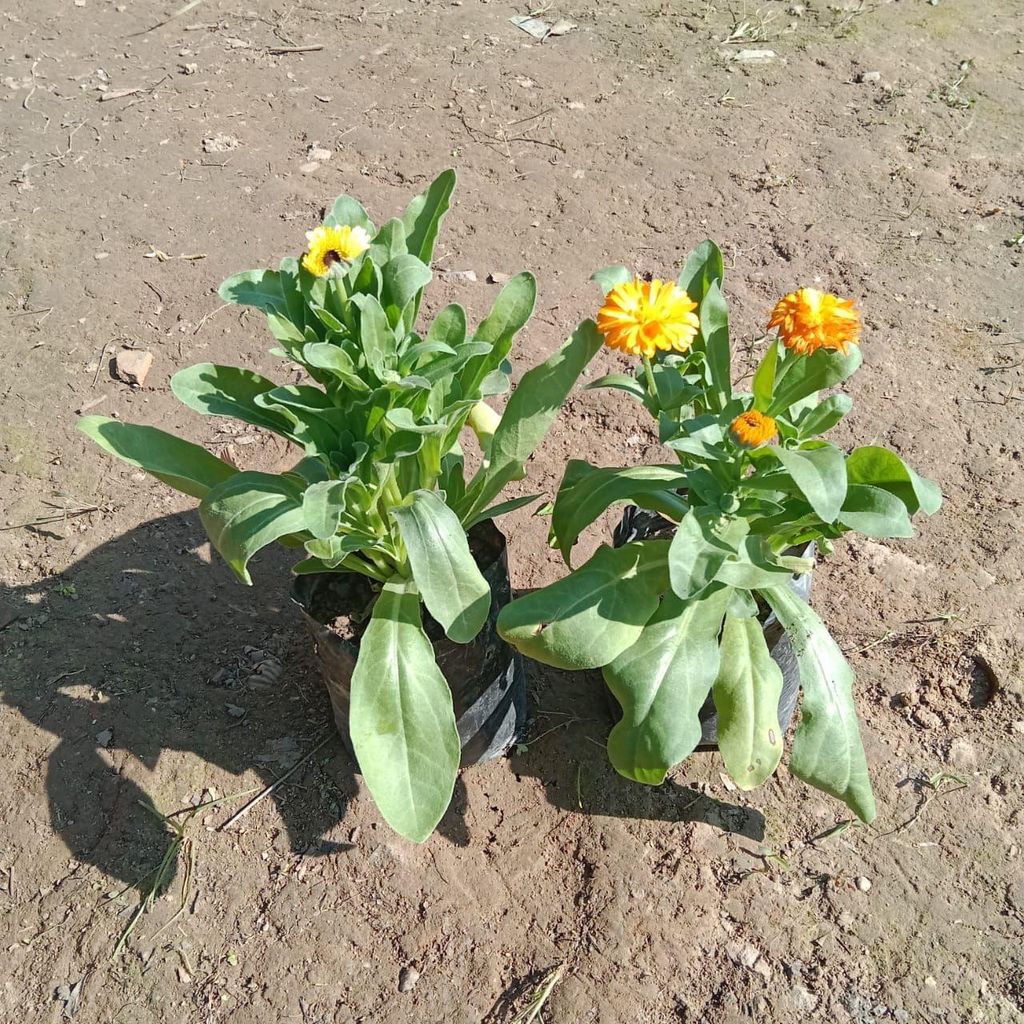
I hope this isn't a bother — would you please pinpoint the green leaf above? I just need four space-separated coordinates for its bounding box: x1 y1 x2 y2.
304 531 381 568
199 471 308 584
459 272 537 396
324 194 375 234
590 264 632 295
301 479 351 540
302 342 371 392
712 615 785 790
466 492 541 528
668 510 747 600
497 541 669 670
604 586 731 784
752 340 779 412
768 345 862 416
170 364 297 436
392 490 491 643
838 483 915 538
218 269 287 313
399 168 456 265
762 586 876 822
795 393 852 437
677 240 724 304
381 254 433 329
846 446 942 516
426 303 467 348
77 416 236 499
715 535 808 589
368 217 407 265
551 462 690 564
463 319 602 520
349 578 460 842
584 373 646 401
351 294 397 380
698 281 732 411
384 408 446 435
769 442 847 523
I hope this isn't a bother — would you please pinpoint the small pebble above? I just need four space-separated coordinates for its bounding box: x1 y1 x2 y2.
858 70 882 83
299 161 320 174
398 966 420 993
855 876 872 893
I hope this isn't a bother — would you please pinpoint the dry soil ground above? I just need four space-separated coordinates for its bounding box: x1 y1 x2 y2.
2 1 1024 1022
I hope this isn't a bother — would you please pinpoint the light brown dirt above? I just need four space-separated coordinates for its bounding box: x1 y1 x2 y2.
2 2 1023 1022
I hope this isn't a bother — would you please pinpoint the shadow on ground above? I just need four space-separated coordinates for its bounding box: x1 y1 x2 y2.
509 659 766 842
0 511 470 891
1 511 761 893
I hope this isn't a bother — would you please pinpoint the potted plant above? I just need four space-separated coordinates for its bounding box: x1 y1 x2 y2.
79 170 602 841
497 242 941 821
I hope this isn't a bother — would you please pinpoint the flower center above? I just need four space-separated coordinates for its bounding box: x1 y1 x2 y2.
324 250 341 266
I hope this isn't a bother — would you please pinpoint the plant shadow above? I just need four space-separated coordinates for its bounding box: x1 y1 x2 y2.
0 510 468 891
508 658 766 842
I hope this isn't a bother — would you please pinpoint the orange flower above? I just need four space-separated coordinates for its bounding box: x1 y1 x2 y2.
730 410 777 448
597 278 699 360
768 288 861 356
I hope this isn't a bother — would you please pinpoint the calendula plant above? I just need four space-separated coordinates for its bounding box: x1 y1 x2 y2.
498 242 941 821
79 170 602 841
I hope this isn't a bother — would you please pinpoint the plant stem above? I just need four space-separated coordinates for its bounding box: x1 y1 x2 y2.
641 356 657 399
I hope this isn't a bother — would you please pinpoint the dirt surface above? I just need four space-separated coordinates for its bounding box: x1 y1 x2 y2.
2 1 1023 1021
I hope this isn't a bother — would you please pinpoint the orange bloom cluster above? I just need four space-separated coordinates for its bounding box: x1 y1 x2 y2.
730 410 778 448
768 288 861 356
597 279 700 361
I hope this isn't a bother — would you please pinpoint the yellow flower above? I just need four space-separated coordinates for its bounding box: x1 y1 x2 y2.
301 224 371 277
767 287 861 356
597 278 700 361
730 410 778 448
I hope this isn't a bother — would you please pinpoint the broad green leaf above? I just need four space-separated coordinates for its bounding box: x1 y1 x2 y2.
668 509 747 600
304 531 382 568
462 319 602 520
399 168 456 265
551 462 690 563
795 393 852 437
199 471 308 584
752 340 779 412
302 479 351 540
712 615 785 790
367 217 407 265
762 586 876 822
715 535 809 589
651 364 703 412
591 264 632 295
838 483 914 538
698 281 732 410
497 541 670 670
768 345 862 416
677 240 724 304
392 490 490 643
459 272 537 396
604 586 731 784
665 414 728 461
846 446 942 516
384 408 446 434
77 417 236 499
302 342 371 392
426 303 467 349
351 294 397 380
381 254 433 329
218 269 286 313
324 194 375 233
349 578 460 842
584 373 646 402
170 364 297 436
770 442 847 523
